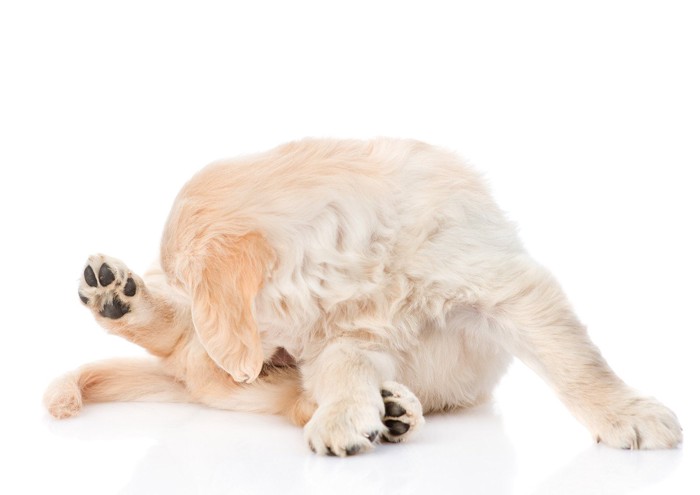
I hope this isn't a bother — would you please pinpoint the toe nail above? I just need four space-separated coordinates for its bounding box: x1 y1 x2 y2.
345 445 361 456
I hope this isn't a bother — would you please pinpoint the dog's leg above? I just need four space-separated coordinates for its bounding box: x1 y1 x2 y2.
45 256 193 418
485 256 682 449
303 340 391 456
177 357 319 426
44 357 190 419
302 339 424 456
73 254 317 425
78 254 190 356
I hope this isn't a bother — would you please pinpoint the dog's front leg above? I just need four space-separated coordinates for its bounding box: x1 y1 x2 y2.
302 338 395 456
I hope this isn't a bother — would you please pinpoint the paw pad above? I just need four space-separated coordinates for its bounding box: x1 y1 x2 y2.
78 256 138 320
98 263 115 286
84 265 98 287
380 382 425 443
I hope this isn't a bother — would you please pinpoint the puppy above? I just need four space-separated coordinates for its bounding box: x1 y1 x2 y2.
45 138 681 455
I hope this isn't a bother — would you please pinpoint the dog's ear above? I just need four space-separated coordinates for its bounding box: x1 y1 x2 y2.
184 233 275 383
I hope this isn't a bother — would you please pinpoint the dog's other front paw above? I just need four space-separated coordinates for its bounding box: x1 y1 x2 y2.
304 400 386 457
381 381 425 443
591 396 682 449
44 374 82 419
78 255 141 320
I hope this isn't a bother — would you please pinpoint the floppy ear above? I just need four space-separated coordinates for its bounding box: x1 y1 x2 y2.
185 233 275 383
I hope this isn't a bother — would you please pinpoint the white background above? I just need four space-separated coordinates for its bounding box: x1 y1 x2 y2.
1 1 698 494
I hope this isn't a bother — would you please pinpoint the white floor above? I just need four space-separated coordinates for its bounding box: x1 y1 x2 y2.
4 357 695 495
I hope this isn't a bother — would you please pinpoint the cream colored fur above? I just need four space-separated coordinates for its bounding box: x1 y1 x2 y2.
45 138 681 455
46 255 318 426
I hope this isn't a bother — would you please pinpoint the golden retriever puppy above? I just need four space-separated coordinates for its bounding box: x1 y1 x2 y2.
46 138 680 456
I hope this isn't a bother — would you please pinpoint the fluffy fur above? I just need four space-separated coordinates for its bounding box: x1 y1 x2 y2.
45 138 681 455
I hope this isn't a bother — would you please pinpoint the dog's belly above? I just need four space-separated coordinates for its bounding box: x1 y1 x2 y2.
396 309 511 413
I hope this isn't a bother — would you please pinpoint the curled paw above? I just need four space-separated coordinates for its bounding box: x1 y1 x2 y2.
78 255 140 320
304 401 385 457
381 381 425 443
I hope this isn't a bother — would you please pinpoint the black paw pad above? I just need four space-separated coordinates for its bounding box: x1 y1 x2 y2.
84 266 98 287
367 431 379 443
98 263 115 287
99 297 130 319
383 419 410 436
381 389 393 398
79 292 89 305
123 277 137 297
384 401 406 418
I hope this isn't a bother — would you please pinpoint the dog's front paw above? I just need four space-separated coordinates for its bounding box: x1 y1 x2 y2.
304 400 385 457
44 374 82 419
78 255 141 320
381 381 425 443
592 396 682 449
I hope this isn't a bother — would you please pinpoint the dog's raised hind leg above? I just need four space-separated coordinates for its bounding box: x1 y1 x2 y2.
78 254 191 356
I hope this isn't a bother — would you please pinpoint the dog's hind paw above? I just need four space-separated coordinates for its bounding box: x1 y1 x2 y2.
78 255 141 320
590 395 682 449
304 382 425 456
380 381 425 443
304 399 385 457
44 374 83 419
